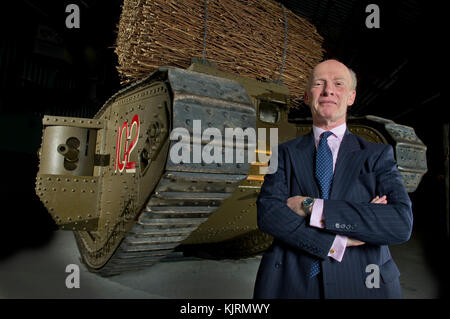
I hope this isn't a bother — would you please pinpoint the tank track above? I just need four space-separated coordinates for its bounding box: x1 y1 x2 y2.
76 67 256 276
97 171 247 276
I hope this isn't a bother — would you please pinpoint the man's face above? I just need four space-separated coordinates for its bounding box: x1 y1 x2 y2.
305 60 356 126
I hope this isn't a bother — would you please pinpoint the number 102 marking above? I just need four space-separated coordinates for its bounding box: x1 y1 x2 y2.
115 114 140 174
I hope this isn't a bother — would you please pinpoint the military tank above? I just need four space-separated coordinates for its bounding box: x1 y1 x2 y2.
35 61 427 276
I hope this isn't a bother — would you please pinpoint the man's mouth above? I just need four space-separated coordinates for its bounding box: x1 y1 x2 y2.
319 100 336 105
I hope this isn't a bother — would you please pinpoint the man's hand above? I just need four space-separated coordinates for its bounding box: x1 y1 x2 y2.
371 195 387 204
346 238 366 247
346 195 388 247
286 195 308 217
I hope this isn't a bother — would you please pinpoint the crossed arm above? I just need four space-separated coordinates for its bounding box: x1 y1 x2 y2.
286 195 387 247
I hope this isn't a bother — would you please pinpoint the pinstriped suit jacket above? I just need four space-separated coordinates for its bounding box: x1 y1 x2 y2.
253 129 413 299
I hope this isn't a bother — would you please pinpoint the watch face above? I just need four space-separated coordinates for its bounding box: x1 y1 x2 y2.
303 198 313 207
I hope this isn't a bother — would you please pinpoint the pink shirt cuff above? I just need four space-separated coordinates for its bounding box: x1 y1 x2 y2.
309 199 347 262
327 235 347 262
310 199 325 228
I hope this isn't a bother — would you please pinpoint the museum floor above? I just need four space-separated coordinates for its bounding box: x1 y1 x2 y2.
0 229 445 299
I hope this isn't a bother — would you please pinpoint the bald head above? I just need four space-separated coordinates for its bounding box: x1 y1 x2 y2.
307 59 357 91
304 59 357 129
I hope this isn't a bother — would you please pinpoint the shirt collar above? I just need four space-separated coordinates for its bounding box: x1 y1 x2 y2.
313 122 347 145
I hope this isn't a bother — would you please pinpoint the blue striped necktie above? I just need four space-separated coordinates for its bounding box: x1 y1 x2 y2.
310 131 334 278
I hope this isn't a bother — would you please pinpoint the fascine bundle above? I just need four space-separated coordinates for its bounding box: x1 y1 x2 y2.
114 0 325 107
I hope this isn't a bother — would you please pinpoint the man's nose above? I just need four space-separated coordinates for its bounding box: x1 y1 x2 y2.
321 83 335 96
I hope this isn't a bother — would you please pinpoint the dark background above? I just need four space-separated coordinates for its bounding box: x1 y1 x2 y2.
0 0 445 297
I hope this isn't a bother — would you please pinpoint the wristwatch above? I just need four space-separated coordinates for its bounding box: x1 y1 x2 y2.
302 197 315 215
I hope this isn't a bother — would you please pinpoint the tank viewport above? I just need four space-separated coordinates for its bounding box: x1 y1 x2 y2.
57 137 81 171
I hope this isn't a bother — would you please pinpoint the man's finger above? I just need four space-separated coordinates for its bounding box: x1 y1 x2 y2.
347 238 365 247
352 240 365 246
371 195 388 204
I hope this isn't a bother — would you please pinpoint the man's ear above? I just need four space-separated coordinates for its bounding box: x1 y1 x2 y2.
347 90 356 106
303 91 309 105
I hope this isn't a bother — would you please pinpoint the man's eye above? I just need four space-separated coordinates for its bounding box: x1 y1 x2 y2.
313 82 322 86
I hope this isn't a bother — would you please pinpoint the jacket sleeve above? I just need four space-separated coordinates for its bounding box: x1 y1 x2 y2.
257 144 336 259
322 145 413 245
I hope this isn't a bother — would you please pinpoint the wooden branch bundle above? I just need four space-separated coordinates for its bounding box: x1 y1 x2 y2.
115 0 324 107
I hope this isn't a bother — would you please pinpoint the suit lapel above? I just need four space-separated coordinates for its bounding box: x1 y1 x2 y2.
289 132 320 197
330 130 367 199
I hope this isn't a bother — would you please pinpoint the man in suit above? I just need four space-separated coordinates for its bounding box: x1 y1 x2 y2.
253 59 413 299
